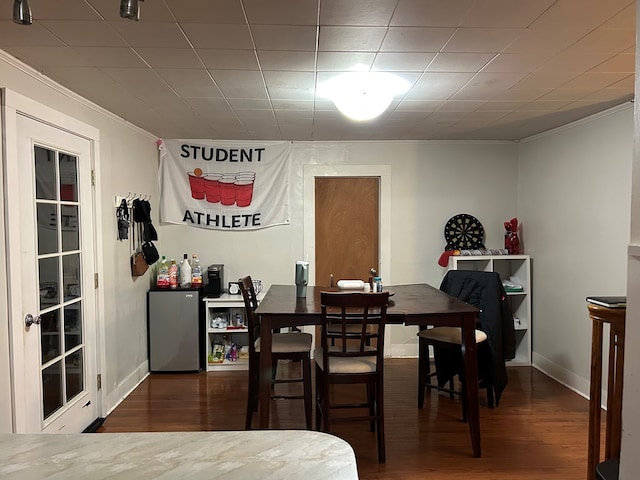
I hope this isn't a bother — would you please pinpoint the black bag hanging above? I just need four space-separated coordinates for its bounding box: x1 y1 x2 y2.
116 199 129 241
142 241 160 265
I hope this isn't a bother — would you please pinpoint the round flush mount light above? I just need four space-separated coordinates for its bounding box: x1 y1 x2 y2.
316 68 410 121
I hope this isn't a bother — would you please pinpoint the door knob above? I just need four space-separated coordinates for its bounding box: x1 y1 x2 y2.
25 314 41 327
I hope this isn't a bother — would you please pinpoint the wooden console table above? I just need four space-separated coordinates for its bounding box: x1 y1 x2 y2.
586 300 626 480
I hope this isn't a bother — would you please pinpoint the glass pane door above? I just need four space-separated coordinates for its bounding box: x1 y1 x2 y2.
35 146 85 422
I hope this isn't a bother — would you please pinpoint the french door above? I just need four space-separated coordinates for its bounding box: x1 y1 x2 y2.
4 91 99 433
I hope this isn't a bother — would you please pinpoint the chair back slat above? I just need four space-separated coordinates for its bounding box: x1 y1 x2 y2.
320 291 389 369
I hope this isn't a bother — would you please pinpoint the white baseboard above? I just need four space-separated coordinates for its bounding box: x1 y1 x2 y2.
103 361 149 416
532 351 591 401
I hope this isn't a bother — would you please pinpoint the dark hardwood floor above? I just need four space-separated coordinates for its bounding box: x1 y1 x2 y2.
98 359 592 479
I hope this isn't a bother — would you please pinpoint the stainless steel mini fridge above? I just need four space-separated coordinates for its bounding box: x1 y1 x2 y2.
147 288 203 372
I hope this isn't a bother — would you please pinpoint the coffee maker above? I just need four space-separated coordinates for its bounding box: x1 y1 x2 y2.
205 264 224 298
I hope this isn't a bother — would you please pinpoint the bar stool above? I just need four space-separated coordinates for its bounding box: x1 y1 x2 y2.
586 301 625 480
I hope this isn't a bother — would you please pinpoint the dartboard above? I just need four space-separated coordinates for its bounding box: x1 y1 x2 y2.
444 214 485 250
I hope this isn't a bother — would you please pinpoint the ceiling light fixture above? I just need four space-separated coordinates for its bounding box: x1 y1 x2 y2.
317 67 410 121
13 0 32 25
120 0 141 21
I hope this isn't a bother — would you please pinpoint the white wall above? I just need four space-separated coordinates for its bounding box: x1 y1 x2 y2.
517 105 633 396
159 140 519 352
0 51 158 430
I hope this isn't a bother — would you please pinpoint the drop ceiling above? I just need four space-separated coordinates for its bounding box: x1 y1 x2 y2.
0 0 635 141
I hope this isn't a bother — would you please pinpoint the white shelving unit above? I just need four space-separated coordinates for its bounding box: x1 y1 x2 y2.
448 254 531 366
203 292 264 371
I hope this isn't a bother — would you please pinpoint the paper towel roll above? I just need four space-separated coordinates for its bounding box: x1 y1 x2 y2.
337 279 365 290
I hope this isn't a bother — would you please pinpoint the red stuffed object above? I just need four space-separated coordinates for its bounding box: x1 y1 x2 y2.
504 217 520 254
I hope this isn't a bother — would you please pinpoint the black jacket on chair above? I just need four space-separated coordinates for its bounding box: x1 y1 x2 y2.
439 270 516 404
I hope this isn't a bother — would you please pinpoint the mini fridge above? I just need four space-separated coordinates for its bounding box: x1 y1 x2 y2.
147 288 203 372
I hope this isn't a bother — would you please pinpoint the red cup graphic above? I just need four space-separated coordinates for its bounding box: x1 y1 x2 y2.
235 180 255 207
219 174 236 206
188 172 205 200
204 173 221 203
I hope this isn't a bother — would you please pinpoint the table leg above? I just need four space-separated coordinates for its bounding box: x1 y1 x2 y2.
259 315 273 429
587 320 604 480
462 315 481 457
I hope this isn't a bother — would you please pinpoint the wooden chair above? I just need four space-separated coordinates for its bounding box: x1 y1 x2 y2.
417 270 514 420
315 291 389 463
417 326 494 421
239 276 313 430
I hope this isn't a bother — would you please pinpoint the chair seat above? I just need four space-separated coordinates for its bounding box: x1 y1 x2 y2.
314 347 377 373
418 326 487 345
256 332 312 353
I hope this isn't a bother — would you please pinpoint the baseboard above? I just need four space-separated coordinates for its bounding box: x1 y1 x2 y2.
532 351 591 401
83 417 105 433
104 361 149 416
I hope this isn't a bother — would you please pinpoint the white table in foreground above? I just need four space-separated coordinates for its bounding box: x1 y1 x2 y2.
0 430 359 480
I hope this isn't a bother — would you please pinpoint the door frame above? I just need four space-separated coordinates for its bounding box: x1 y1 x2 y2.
303 165 391 285
303 164 392 349
1 89 105 432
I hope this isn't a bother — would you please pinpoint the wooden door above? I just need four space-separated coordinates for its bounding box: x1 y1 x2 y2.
314 177 379 286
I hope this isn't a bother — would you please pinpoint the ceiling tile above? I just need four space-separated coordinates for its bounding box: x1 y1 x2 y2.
243 0 318 25
38 20 126 47
6 46 91 67
181 24 253 49
443 28 524 53
252 25 317 51
560 72 631 90
198 49 259 70
155 68 225 98
390 0 474 27
136 48 203 69
32 0 103 20
317 52 375 71
320 0 397 26
404 72 475 100
109 22 191 48
257 51 315 71
227 99 272 110
319 26 386 52
73 46 148 67
481 53 552 73
164 0 245 23
461 0 556 28
208 70 269 99
529 0 634 31
569 28 635 54
426 53 495 72
381 27 454 52
372 52 437 71
590 53 635 73
87 0 175 22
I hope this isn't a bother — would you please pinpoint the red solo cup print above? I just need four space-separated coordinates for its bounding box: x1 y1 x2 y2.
204 173 222 203
219 173 236 205
188 168 205 199
234 178 255 207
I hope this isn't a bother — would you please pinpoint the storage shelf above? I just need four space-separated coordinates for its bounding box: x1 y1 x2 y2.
449 254 531 366
204 292 264 372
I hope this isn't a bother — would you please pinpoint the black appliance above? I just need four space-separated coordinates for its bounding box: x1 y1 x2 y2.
205 264 224 297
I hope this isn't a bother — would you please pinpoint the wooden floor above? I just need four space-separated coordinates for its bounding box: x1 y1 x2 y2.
98 359 591 480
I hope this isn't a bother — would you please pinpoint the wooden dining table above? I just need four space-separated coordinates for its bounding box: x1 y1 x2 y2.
254 283 483 457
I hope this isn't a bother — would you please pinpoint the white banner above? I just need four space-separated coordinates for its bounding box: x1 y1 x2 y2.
158 139 291 230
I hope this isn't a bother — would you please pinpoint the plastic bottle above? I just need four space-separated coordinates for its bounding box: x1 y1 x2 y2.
179 253 191 288
169 259 178 289
156 256 170 288
191 254 203 287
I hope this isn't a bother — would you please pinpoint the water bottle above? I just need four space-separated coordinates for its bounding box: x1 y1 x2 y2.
191 254 203 287
179 253 191 288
